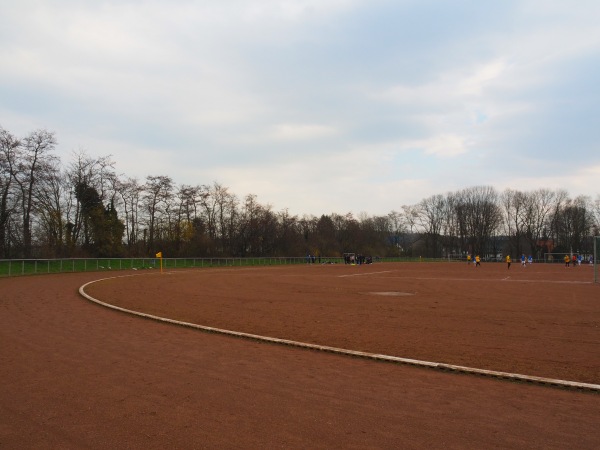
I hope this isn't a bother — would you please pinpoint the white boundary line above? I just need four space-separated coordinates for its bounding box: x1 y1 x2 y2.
360 275 593 285
338 270 392 278
79 274 600 393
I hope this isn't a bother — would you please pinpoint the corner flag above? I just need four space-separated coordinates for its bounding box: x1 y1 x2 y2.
155 251 163 272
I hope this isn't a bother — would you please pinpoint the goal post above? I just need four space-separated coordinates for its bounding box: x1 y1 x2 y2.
544 253 565 263
544 244 598 283
543 252 573 263
595 236 599 284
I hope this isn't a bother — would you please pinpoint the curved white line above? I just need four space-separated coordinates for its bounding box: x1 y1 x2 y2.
79 274 600 393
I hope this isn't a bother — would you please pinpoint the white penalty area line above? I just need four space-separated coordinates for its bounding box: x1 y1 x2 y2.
382 276 593 285
79 275 600 393
338 270 392 278
502 279 593 284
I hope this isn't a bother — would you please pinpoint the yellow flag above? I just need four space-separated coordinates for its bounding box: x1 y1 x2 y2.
156 251 162 258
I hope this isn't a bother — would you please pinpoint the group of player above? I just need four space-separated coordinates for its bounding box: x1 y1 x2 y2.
504 254 533 269
467 253 593 269
468 253 533 269
563 254 589 267
466 254 482 267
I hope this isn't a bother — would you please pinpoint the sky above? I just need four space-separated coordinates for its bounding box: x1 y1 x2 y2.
1 0 599 217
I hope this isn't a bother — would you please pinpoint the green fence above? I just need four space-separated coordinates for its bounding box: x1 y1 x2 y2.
0 256 450 278
0 257 306 277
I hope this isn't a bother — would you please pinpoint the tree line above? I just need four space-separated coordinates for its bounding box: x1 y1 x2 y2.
1 126 599 260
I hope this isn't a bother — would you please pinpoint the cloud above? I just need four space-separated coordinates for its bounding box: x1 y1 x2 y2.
1 0 599 217
415 134 469 158
214 146 432 216
266 123 339 141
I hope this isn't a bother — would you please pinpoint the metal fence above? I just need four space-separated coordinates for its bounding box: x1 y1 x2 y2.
0 257 306 277
0 256 448 277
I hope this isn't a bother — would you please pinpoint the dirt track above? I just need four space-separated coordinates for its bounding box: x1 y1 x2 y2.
1 263 599 448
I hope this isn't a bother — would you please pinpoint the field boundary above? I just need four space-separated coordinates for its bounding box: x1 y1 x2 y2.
79 273 600 393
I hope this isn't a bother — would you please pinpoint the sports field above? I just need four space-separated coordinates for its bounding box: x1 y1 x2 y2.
84 261 599 384
1 261 599 448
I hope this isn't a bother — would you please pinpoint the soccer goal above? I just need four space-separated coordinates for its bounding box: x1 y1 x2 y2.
543 252 573 264
544 240 598 283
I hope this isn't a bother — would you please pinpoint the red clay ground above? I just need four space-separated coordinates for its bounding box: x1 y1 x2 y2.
1 262 599 448
85 262 600 384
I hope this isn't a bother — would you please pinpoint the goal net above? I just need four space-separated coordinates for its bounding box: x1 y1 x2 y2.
543 252 576 264
544 239 598 283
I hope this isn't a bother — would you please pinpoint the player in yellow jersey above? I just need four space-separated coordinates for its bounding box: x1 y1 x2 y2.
506 255 511 269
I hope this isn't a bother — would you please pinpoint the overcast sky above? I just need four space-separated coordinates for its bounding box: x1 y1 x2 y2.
2 0 599 217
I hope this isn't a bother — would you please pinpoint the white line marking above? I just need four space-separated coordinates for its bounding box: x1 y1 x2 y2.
502 279 592 284
381 276 592 285
339 271 392 278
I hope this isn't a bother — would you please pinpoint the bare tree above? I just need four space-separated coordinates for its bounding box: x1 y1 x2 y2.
64 151 117 253
33 160 67 257
438 192 459 258
417 194 446 257
115 176 144 253
299 214 318 255
334 213 362 255
142 175 173 253
219 187 239 255
315 214 338 256
397 204 421 256
198 183 219 245
11 129 58 257
171 184 202 254
386 211 406 255
0 127 21 257
519 189 559 258
592 195 600 236
4 123 599 259
500 189 528 257
459 186 502 256
551 196 594 254
236 194 264 256
546 189 570 253
275 209 302 256
195 181 240 255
